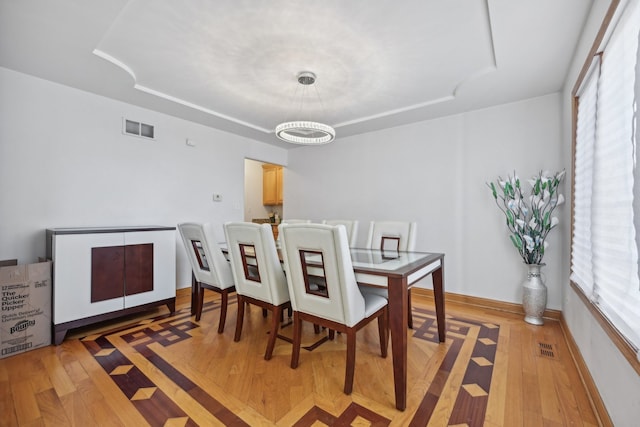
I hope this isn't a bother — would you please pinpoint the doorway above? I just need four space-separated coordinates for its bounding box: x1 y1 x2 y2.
244 159 283 222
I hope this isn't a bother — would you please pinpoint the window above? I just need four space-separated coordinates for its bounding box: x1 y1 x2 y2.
572 0 640 359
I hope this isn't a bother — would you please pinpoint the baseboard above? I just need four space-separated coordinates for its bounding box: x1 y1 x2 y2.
410 287 562 321
560 315 613 426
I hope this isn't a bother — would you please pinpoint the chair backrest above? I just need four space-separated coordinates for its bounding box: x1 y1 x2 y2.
223 222 289 306
365 221 417 252
279 223 365 327
322 220 359 247
276 219 311 244
281 219 312 224
178 222 234 289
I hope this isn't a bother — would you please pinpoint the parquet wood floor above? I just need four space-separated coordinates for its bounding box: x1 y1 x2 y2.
0 289 600 426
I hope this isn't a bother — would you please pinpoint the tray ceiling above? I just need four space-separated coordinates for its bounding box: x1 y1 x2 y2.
0 0 593 148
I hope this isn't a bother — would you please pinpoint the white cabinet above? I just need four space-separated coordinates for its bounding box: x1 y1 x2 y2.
47 226 176 344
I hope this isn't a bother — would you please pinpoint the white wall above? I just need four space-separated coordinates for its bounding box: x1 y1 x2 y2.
285 92 566 309
560 0 640 425
0 67 287 289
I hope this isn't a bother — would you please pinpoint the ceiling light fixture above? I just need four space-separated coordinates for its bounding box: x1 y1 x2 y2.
275 71 335 145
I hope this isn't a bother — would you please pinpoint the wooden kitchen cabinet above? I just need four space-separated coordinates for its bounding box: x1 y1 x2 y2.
262 164 283 205
46 226 176 344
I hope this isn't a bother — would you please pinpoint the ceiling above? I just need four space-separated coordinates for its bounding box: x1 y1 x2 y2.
0 0 594 149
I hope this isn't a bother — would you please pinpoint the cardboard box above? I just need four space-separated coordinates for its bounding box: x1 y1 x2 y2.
0 261 52 358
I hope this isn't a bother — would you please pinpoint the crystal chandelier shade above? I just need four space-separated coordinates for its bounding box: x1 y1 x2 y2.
275 72 335 145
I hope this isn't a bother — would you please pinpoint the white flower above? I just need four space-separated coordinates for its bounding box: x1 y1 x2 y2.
523 235 535 251
489 169 565 264
537 199 546 209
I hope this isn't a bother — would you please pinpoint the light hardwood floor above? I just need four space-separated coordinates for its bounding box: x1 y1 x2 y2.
1 288 603 426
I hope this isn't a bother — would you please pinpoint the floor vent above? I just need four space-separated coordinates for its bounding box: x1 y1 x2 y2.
123 118 155 139
538 342 556 359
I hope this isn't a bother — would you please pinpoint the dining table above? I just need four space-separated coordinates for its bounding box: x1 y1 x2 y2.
190 245 446 411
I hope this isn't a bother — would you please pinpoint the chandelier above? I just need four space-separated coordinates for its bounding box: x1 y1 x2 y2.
275 72 335 145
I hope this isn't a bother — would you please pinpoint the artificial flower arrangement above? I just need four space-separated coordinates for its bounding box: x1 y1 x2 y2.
488 170 565 265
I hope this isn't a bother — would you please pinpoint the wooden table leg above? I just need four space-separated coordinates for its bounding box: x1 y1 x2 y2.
387 276 408 411
386 257 446 411
432 261 446 342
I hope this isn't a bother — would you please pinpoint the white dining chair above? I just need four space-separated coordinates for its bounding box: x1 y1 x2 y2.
178 222 236 332
322 220 359 247
365 220 417 252
364 220 418 328
276 219 311 245
223 222 291 360
281 219 312 224
279 223 388 394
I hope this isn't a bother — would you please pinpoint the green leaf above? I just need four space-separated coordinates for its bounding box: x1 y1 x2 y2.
506 209 514 226
510 234 523 250
490 182 497 198
504 182 512 197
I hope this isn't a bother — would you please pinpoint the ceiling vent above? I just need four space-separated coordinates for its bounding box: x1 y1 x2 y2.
123 118 155 139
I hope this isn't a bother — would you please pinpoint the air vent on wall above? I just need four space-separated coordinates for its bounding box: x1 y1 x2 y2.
123 118 155 139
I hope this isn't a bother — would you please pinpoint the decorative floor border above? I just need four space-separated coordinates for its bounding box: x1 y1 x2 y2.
81 299 499 426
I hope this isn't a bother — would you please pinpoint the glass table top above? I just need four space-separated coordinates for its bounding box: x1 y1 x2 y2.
221 242 440 274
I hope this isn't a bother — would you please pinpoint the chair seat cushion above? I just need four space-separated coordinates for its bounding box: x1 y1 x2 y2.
362 292 387 317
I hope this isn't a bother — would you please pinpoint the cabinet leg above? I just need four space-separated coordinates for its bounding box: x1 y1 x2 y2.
166 299 176 313
53 328 68 345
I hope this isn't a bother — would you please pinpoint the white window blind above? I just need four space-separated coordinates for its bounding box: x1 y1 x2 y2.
572 0 640 350
571 57 599 296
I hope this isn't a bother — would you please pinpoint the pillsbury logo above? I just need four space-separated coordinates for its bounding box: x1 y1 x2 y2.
10 319 35 334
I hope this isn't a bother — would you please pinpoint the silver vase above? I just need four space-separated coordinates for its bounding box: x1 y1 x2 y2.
522 263 547 325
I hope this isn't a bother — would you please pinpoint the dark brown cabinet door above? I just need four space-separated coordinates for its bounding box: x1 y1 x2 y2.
91 244 154 302
124 243 154 296
91 246 125 302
